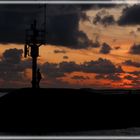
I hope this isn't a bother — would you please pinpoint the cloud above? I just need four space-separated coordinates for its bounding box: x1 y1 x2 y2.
131 79 140 87
82 58 123 74
54 49 67 54
45 5 108 48
46 11 93 49
124 75 135 80
121 74 140 88
95 74 105 79
4 54 124 83
80 12 90 22
41 62 64 78
63 56 69 59
41 61 81 78
91 41 100 48
114 46 121 50
123 60 140 67
100 43 112 54
101 15 115 26
93 13 101 25
137 27 140 32
105 73 121 81
0 4 115 48
0 49 22 81
129 44 140 54
71 75 89 80
46 13 79 47
75 31 93 49
0 5 38 44
95 73 121 81
93 10 115 26
118 5 140 25
0 5 83 46
0 48 123 87
0 48 31 81
41 58 124 78
129 30 137 38
2 48 23 64
82 58 124 74
129 71 140 76
91 36 100 48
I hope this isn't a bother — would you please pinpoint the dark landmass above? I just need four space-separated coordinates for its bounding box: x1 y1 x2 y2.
0 88 16 93
0 88 140 135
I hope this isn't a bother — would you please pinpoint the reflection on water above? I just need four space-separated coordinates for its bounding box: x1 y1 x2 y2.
0 92 7 98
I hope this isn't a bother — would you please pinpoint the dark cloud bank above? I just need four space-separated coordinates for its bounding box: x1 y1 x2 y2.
129 44 140 54
123 60 140 67
0 48 31 81
1 4 140 47
100 43 112 54
0 4 115 47
41 58 123 79
0 4 91 46
2 48 140 87
0 48 123 81
118 5 140 25
92 4 140 27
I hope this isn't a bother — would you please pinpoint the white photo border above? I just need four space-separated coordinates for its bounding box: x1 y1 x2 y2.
0 0 140 139
0 1 139 4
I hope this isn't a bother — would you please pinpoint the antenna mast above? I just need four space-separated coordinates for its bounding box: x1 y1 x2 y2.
24 5 46 88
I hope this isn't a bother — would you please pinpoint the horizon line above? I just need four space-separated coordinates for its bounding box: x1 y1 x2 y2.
0 0 139 4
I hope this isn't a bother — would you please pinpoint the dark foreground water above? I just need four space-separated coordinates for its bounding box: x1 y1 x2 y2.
1 88 140 136
1 127 140 136
56 127 140 135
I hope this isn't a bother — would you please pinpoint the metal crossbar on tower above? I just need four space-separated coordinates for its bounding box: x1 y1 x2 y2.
24 5 46 88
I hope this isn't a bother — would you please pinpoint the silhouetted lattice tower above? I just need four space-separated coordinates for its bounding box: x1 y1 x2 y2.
24 5 46 88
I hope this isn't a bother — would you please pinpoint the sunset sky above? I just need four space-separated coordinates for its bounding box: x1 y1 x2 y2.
1 3 140 89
